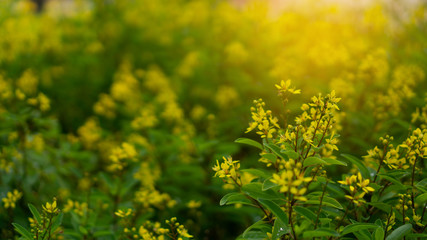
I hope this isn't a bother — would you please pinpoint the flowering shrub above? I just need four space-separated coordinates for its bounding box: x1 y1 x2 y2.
215 81 427 239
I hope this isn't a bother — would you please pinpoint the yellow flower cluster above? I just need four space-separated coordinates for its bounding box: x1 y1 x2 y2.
365 129 426 170
115 208 133 218
397 128 426 165
224 41 248 66
77 118 102 150
144 67 184 123
108 142 138 172
134 188 176 209
26 198 63 240
280 90 341 160
384 212 396 232
275 79 301 96
338 173 374 206
246 99 280 139
26 134 45 153
90 63 197 164
0 70 50 112
373 65 424 120
133 162 161 188
17 69 38 95
93 93 116 119
187 200 201 209
166 217 193 239
2 190 22 209
131 106 158 130
364 135 394 169
63 200 88 217
270 159 311 201
120 217 192 240
110 63 141 106
176 51 200 78
215 85 239 109
27 92 51 112
212 156 241 187
42 198 59 214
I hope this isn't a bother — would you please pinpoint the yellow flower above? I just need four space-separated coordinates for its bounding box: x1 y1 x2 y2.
43 198 59 214
271 169 310 201
212 156 240 180
275 79 301 95
177 225 193 238
339 173 374 206
2 190 22 209
187 200 201 209
246 99 279 138
115 208 133 218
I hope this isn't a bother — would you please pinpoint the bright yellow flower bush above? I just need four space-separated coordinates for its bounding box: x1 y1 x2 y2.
215 80 427 239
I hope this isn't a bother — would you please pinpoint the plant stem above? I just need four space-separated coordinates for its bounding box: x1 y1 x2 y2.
402 197 406 223
288 192 297 240
248 195 272 223
384 207 393 240
373 144 387 183
410 157 417 210
41 213 53 240
421 202 426 222
335 206 349 230
314 180 328 230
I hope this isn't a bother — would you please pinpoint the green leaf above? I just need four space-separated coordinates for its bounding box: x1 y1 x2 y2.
354 231 371 240
220 192 253 206
242 183 283 200
385 224 412 240
303 157 327 167
237 231 267 240
79 225 89 235
378 175 410 190
51 213 64 232
93 230 114 237
323 158 347 166
367 202 392 213
265 143 288 160
407 233 427 238
303 228 339 238
28 204 42 223
305 196 343 209
322 196 343 210
235 138 263 150
241 169 270 179
375 219 384 228
374 227 385 240
243 220 270 238
416 178 427 192
283 150 299 159
12 223 33 240
341 154 370 179
341 223 379 236
119 178 139 197
294 206 316 223
99 173 115 194
415 192 427 205
262 177 278 191
258 199 288 225
261 153 277 163
319 218 332 226
271 218 288 240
